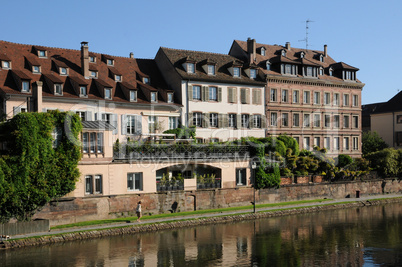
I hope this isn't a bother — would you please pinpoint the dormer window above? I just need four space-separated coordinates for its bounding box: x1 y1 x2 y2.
54 83 63 95
261 47 266 56
80 86 87 97
186 63 195 73
233 67 241 77
300 52 305 58
343 70 355 81
329 68 333 76
281 64 297 75
107 59 114 66
319 67 324 75
250 69 257 79
207 64 215 75
105 88 112 99
151 92 157 102
38 50 47 58
32 65 41 74
266 61 271 70
115 75 122 82
90 71 98 78
22 81 30 92
320 55 324 62
281 50 286 57
2 61 11 69
143 77 150 84
168 93 174 103
60 67 68 75
89 56 96 63
130 90 137 102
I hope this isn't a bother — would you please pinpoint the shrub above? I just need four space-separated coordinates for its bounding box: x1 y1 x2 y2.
337 154 353 168
362 131 388 156
365 148 401 177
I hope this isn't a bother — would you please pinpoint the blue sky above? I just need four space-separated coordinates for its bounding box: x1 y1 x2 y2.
2 0 401 104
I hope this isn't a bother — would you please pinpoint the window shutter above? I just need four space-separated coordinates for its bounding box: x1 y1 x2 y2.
249 115 253 129
203 113 209 128
261 115 267 128
233 88 237 103
257 90 261 105
240 89 246 104
188 85 193 101
135 115 142 134
237 114 242 129
85 111 93 121
218 114 224 128
121 115 127 135
111 114 118 135
13 107 21 116
218 87 222 102
246 89 250 104
228 88 233 103
188 113 194 127
252 90 256 105
202 86 208 101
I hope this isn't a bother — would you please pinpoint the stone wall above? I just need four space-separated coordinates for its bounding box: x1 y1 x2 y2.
34 178 402 226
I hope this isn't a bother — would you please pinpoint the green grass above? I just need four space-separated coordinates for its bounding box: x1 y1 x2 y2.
51 198 332 230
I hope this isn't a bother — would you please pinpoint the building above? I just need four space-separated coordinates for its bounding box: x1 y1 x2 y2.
370 91 402 147
155 47 266 142
361 102 385 132
229 39 364 157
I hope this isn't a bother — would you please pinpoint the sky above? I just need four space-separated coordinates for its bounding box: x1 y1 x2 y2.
2 0 402 105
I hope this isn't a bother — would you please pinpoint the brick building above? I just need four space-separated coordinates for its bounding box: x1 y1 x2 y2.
229 39 364 157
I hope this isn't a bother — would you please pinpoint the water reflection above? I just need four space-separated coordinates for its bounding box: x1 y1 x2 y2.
1 203 401 266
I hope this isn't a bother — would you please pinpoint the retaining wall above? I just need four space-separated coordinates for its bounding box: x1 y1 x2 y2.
0 219 49 236
34 178 402 226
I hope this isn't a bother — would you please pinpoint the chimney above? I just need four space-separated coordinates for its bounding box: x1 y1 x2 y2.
285 42 291 50
324 44 327 57
31 81 43 112
247 38 256 63
81 42 89 79
129 52 134 58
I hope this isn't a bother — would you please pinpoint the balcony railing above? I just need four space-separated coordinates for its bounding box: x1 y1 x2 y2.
114 144 249 160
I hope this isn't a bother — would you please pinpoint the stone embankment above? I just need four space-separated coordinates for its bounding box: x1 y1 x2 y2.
1 197 401 250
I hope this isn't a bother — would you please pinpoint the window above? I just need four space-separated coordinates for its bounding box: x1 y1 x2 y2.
76 111 87 121
90 71 97 78
82 132 104 154
303 91 310 104
334 93 340 106
236 168 247 186
228 114 236 128
253 114 262 128
187 63 195 73
303 137 310 150
22 81 30 92
343 94 349 106
270 112 277 126
2 61 10 69
85 175 93 194
344 137 350 150
207 64 215 75
329 68 333 76
324 115 331 128
115 75 122 82
334 115 340 128
233 67 241 77
397 132 402 146
54 84 62 95
89 56 96 63
94 175 102 194
314 114 320 127
210 113 218 127
334 137 340 150
281 50 286 56
300 52 305 58
105 88 112 99
60 67 67 75
130 90 137 102
343 115 350 128
314 137 320 148
324 137 330 150
314 92 320 104
80 86 87 97
151 92 157 102
250 69 257 79
209 87 217 101
282 113 289 127
143 77 150 84
107 59 114 66
281 64 297 75
282 89 288 102
33 65 40 73
270 88 277 102
193 85 201 100
324 93 331 105
353 95 359 107
303 114 310 127
293 113 299 127
241 114 249 128
320 55 324 62
168 93 173 103
353 116 358 128
306 66 313 77
353 137 359 150
127 173 143 191
193 112 202 127
38 50 46 57
294 137 299 146
126 115 140 134
97 133 103 153
293 90 299 103
266 61 271 70
169 117 177 129
344 71 353 80
148 116 157 133
261 48 266 56
319 67 324 75
228 88 237 103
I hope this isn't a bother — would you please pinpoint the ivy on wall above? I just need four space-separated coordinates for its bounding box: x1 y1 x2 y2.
0 111 82 223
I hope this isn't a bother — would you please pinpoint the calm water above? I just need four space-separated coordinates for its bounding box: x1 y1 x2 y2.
1 203 401 267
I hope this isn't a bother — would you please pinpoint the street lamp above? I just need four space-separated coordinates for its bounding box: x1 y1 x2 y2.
251 162 257 213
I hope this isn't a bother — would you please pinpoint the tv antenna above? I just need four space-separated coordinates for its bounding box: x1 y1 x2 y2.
299 19 314 50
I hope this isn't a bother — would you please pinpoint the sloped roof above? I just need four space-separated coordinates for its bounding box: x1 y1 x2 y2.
372 91 402 114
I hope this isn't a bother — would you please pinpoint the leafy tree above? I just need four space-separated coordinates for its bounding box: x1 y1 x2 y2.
0 111 82 222
337 154 353 168
365 148 401 177
362 131 388 156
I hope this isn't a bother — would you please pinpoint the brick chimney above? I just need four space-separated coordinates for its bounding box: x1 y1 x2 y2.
247 38 256 63
81 42 89 79
285 42 291 50
129 52 134 58
324 44 327 57
31 81 43 112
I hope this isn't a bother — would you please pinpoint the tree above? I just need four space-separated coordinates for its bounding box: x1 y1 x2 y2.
362 131 388 156
0 111 82 222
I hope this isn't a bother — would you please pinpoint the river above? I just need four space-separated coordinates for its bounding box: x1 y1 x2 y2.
1 203 401 266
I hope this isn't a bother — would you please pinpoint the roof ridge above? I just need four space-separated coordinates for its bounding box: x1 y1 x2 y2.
161 47 237 58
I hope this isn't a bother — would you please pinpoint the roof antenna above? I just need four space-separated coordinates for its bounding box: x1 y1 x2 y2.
298 19 314 51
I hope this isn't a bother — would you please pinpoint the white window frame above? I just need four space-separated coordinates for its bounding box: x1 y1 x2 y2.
314 114 320 127
130 90 137 102
167 93 174 103
324 137 330 150
187 63 195 73
228 114 236 128
236 168 247 186
292 90 299 103
151 92 157 102
22 81 30 92
293 113 299 127
250 69 257 79
209 87 217 101
104 88 112 100
303 91 310 104
193 112 203 127
270 88 277 102
80 86 87 97
107 59 114 66
33 65 41 74
344 115 350 128
313 92 320 105
193 85 201 100
169 117 178 130
210 113 218 128
207 64 215 75
54 83 63 95
60 67 68 75
241 114 249 128
233 67 241 77
253 114 262 128
303 114 310 127
2 61 11 69
127 173 143 191
282 113 289 127
282 89 288 103
270 112 277 127
343 94 349 106
324 92 331 105
343 137 350 150
115 75 122 82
